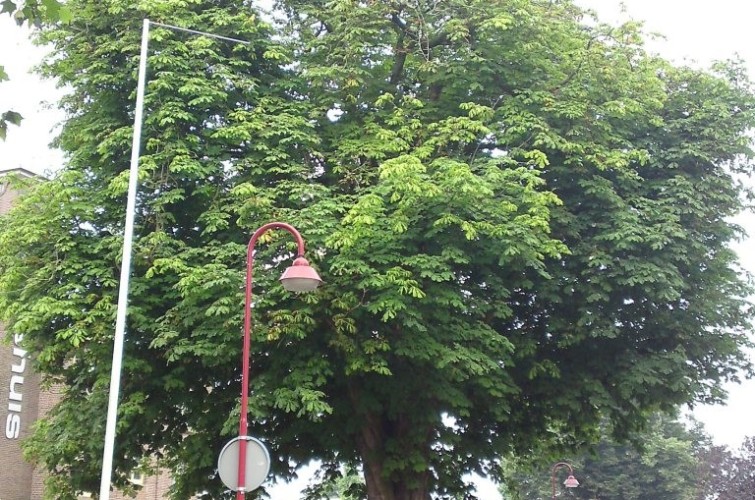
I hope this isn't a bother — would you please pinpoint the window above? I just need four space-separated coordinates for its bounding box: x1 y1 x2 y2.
129 470 145 486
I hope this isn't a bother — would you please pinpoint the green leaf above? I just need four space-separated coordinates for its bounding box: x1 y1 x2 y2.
0 0 16 15
1 110 23 126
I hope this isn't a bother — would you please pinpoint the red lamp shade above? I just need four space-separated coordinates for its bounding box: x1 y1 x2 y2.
280 257 322 292
564 475 579 488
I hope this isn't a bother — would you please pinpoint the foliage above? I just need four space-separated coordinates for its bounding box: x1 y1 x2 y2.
302 464 367 500
1 0 70 26
0 0 754 498
502 415 707 500
0 109 23 140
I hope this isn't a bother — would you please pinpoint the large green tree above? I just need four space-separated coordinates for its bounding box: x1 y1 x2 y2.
1 0 754 498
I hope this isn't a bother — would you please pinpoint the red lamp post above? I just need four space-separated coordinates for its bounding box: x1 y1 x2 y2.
551 462 579 499
235 222 322 499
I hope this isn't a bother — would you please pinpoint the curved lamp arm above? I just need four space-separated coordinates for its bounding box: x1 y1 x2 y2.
551 462 579 499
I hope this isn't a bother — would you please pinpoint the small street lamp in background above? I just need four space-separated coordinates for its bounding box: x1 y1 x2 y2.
551 461 580 499
217 222 322 499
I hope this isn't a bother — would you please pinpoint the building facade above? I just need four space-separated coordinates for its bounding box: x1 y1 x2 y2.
0 169 174 499
0 168 49 499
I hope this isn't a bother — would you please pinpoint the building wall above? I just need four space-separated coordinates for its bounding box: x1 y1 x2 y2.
0 169 176 499
0 326 43 499
0 169 43 499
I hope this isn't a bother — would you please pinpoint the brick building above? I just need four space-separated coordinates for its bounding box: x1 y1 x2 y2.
0 169 174 499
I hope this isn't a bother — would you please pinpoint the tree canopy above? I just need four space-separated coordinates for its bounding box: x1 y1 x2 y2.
502 415 707 500
0 0 754 498
503 421 755 500
696 436 755 500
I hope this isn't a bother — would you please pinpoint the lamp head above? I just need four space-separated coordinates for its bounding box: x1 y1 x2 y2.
280 256 322 292
564 475 579 488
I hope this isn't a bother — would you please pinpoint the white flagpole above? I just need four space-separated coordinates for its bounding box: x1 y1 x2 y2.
99 18 150 500
97 19 248 498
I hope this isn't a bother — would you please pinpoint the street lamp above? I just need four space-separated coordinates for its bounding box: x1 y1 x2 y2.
551 461 579 499
234 222 321 498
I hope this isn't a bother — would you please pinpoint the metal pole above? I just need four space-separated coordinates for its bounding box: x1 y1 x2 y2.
99 18 151 500
552 466 557 500
237 223 306 499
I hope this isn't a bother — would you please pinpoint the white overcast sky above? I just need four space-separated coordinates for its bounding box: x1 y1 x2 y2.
0 17 65 175
2 1 755 497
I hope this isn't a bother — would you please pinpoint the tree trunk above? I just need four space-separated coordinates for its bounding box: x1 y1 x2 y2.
349 384 431 499
357 420 431 500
